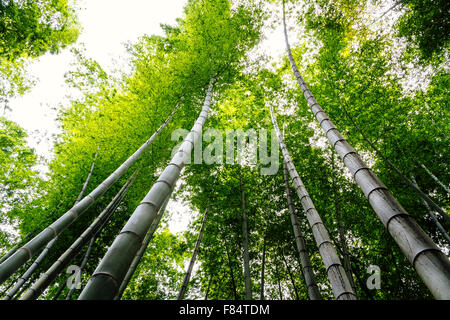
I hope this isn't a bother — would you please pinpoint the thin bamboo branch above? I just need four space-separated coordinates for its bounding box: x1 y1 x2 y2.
282 157 322 300
420 163 450 195
411 176 450 246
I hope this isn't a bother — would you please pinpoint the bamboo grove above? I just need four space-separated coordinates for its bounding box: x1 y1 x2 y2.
0 0 449 300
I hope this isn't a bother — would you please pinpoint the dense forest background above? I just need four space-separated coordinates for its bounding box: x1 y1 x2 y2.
0 0 449 300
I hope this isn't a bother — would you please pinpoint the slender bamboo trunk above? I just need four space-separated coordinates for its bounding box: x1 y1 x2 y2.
274 262 283 300
282 0 450 299
420 163 450 195
65 236 95 300
52 280 66 300
2 237 58 300
260 237 266 300
205 274 213 300
0 276 15 297
0 203 62 266
331 151 357 295
178 209 208 300
349 256 374 299
280 251 299 300
270 104 356 300
114 193 172 300
411 176 450 245
282 155 322 300
0 103 180 285
339 96 449 224
20 172 136 300
225 244 238 300
240 170 252 300
75 146 100 204
79 78 214 300
11 274 33 300
3 156 99 301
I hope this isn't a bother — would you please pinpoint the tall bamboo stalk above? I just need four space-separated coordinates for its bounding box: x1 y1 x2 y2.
282 0 450 299
65 236 95 300
20 171 137 300
177 209 209 300
225 243 238 300
279 250 299 300
75 146 100 204
240 170 252 300
411 176 450 246
331 151 357 295
205 274 213 300
260 237 266 300
420 163 450 195
274 261 283 300
0 104 180 285
78 78 214 300
3 155 98 300
114 193 172 300
270 104 356 300
282 158 322 300
51 280 66 300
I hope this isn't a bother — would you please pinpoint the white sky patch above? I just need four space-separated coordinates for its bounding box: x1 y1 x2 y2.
5 0 188 161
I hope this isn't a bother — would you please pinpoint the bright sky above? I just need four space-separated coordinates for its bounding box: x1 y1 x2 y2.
5 0 192 234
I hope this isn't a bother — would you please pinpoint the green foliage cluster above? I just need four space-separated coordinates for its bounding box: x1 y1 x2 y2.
0 0 80 109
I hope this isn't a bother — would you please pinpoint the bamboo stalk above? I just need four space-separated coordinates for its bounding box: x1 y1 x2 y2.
411 176 450 246
78 78 214 300
279 249 299 300
282 0 450 299
65 236 95 300
420 163 450 195
0 104 180 285
177 209 208 300
270 103 356 300
20 172 136 300
225 243 238 300
114 193 172 300
331 151 357 295
240 170 252 300
260 237 266 300
282 155 322 300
